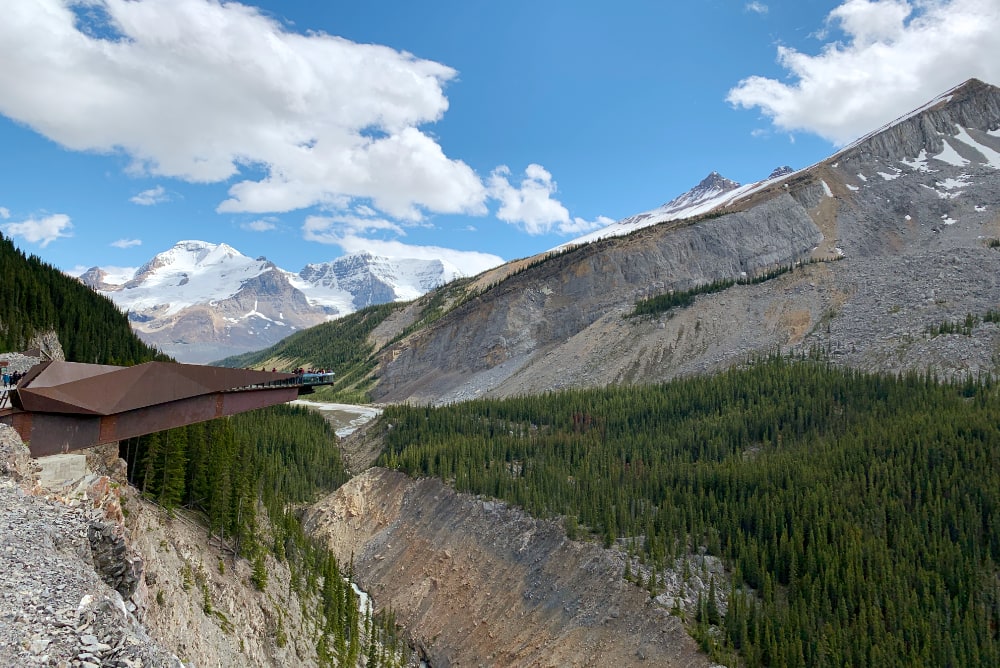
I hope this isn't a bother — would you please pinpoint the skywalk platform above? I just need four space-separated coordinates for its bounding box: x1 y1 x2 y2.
0 361 335 457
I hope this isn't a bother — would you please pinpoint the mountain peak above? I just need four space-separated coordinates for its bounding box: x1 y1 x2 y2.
833 77 1000 170
693 171 740 192
661 172 741 211
768 166 794 179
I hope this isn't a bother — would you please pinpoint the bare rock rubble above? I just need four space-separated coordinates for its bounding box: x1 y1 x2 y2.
0 424 182 667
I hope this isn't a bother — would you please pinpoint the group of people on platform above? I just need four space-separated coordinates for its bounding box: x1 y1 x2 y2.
292 367 332 375
1 369 24 388
257 367 331 375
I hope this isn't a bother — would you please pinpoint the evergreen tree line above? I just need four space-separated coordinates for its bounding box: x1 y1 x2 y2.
376 358 1000 667
629 264 795 319
926 310 1000 337
122 405 404 666
0 232 167 364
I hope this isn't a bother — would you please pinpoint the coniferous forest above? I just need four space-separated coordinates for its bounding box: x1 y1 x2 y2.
0 232 166 364
376 357 1000 667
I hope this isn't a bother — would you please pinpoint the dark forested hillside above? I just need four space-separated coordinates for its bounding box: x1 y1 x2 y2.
376 358 1000 667
0 232 166 364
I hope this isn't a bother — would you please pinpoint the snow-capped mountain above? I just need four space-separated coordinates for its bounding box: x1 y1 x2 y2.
556 170 750 249
564 80 1000 254
79 241 473 363
298 252 463 311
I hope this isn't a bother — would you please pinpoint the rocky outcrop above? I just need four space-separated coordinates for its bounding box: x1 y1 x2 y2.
0 423 328 667
89 521 143 600
374 193 821 403
124 492 323 668
0 424 182 667
305 468 714 668
359 80 1000 405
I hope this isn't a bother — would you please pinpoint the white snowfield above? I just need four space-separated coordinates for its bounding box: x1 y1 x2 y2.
105 241 275 317
90 240 478 326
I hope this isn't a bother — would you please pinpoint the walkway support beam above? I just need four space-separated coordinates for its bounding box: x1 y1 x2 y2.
0 361 334 457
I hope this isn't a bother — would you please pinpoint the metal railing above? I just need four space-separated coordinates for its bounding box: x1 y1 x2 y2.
231 372 336 392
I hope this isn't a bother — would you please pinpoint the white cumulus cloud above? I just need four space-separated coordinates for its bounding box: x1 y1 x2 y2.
0 207 9 219
0 0 486 221
335 235 504 277
488 164 610 236
2 213 73 247
302 214 406 246
130 185 169 206
241 218 276 232
727 0 1000 145
746 2 769 14
111 238 142 248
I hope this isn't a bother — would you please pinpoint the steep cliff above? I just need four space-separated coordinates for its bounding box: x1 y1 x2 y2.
363 79 1000 405
306 468 714 668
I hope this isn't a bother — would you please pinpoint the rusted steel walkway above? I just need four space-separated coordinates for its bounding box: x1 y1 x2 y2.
0 361 335 457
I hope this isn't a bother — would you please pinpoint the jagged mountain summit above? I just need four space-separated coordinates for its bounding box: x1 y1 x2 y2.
253 78 1000 405
558 168 775 249
80 241 471 363
299 251 463 308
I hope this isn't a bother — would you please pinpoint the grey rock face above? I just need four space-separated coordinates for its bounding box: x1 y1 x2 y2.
371 79 1000 404
376 193 821 402
88 522 143 599
836 78 1000 173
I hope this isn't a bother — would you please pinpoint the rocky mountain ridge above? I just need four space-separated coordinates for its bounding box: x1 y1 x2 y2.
80 241 481 363
287 78 1000 406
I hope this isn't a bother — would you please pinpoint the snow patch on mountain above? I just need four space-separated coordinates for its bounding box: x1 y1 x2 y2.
900 150 933 172
952 126 1000 168
100 241 279 317
934 140 970 167
78 240 489 362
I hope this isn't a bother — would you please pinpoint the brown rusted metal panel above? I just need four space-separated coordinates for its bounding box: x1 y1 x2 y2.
112 393 232 442
1 360 329 456
22 412 101 457
99 415 118 444
220 387 300 417
15 361 295 416
2 386 302 456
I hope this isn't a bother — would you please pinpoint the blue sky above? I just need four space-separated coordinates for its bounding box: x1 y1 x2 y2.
1 0 998 276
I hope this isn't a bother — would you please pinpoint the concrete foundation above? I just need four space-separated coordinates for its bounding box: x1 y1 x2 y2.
35 454 88 484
